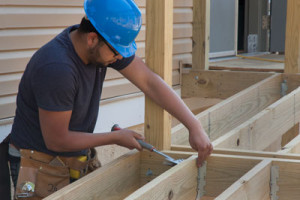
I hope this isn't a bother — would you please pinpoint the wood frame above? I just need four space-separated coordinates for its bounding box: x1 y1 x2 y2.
46 151 300 200
172 72 300 147
172 71 282 145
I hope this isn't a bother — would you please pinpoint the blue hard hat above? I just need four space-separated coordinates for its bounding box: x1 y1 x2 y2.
84 0 142 58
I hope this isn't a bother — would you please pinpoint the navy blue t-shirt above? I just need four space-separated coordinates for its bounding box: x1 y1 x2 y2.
10 25 135 156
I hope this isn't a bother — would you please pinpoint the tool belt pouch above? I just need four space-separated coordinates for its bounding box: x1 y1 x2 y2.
87 148 101 173
16 149 70 199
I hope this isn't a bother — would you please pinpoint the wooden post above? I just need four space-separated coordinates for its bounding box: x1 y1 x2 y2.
145 0 173 150
284 0 300 73
192 0 210 70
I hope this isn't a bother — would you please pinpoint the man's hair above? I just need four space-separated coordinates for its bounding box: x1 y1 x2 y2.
78 17 104 43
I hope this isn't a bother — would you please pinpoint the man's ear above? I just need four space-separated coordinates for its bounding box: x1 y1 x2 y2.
87 32 99 47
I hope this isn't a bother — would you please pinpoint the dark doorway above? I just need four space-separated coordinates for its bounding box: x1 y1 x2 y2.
238 0 246 52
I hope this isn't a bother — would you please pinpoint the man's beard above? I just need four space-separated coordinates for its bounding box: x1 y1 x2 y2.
88 45 106 67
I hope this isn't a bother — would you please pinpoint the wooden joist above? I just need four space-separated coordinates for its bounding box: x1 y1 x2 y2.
213 85 300 151
45 70 300 199
46 151 300 199
181 70 275 99
171 145 300 160
174 72 300 149
44 151 141 200
280 133 300 154
172 71 280 145
215 159 272 200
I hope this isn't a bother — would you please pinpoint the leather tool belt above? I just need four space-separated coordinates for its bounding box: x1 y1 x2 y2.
15 148 101 199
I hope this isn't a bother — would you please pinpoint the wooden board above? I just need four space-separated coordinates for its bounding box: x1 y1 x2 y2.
44 151 142 200
192 0 210 70
209 54 285 72
274 159 300 200
181 70 274 99
284 0 300 73
171 97 222 126
144 0 173 150
48 151 300 200
172 72 280 145
213 86 300 151
171 145 300 160
281 134 300 154
215 159 271 200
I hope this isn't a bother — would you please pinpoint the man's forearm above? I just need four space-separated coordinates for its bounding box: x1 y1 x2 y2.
44 130 115 152
144 73 202 131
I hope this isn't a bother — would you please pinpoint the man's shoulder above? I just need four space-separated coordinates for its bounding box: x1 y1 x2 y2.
30 32 78 72
109 54 135 71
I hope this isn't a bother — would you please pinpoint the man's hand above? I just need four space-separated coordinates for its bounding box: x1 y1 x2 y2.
189 126 213 167
111 129 145 151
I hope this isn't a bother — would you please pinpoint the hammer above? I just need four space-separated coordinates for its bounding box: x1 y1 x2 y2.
111 124 183 166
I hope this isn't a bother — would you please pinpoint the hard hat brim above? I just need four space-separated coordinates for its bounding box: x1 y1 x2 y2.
112 41 137 58
84 0 140 58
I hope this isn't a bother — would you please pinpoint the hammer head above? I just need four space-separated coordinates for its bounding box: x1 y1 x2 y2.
163 157 184 166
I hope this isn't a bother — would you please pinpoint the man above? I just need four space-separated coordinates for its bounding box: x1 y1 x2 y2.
9 0 212 198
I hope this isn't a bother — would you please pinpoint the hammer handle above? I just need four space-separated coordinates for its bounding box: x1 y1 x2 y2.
111 124 155 151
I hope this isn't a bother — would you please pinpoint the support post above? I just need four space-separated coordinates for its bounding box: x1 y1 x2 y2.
145 0 173 150
192 0 210 70
284 0 300 73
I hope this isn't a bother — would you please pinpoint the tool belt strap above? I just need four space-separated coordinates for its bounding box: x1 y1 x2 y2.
20 149 88 171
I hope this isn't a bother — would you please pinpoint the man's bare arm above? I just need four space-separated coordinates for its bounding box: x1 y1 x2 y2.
39 108 143 152
120 56 213 166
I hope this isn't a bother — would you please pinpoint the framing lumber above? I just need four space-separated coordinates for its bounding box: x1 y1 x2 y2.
125 155 198 200
281 123 299 147
47 149 300 199
217 158 300 200
213 86 300 151
145 0 173 150
273 160 300 200
167 152 300 199
215 159 272 200
284 0 300 73
126 154 263 200
192 0 210 70
181 70 274 99
172 72 281 145
45 150 184 200
171 145 300 160
280 134 300 154
44 151 141 200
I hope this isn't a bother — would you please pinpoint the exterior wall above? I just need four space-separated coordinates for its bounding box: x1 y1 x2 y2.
0 0 192 139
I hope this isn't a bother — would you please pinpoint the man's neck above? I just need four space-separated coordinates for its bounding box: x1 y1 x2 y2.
70 29 89 65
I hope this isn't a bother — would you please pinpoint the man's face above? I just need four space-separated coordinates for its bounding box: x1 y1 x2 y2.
88 40 123 66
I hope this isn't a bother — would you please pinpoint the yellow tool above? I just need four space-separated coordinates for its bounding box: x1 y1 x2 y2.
70 155 87 179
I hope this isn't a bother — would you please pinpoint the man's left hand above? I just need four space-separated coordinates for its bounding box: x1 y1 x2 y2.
189 126 213 167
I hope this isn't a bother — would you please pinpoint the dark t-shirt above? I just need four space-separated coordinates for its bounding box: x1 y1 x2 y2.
10 25 135 156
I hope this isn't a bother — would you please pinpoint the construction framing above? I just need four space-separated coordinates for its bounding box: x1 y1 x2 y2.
45 150 300 200
47 0 300 199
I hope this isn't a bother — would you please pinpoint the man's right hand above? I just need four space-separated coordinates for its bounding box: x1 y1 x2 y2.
111 129 144 151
